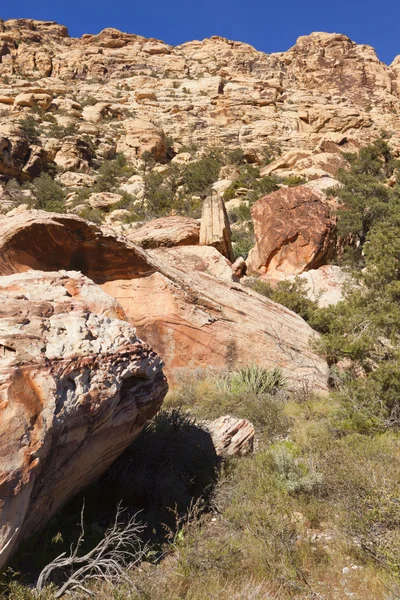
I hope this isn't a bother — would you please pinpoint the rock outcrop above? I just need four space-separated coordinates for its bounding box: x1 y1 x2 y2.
148 245 236 282
128 215 200 248
1 20 400 183
200 195 233 261
0 270 167 569
117 119 167 162
247 187 336 280
0 211 329 390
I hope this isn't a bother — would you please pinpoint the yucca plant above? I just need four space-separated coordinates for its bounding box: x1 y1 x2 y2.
228 365 286 396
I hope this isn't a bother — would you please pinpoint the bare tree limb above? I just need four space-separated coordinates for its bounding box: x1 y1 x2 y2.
36 502 147 598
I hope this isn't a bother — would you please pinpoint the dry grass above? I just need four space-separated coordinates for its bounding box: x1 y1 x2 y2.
2 367 400 599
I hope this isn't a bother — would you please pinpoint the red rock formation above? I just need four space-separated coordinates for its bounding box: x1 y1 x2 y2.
0 270 167 570
247 187 336 280
148 245 235 282
0 211 329 390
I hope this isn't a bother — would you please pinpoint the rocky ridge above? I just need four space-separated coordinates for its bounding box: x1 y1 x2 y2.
1 19 400 187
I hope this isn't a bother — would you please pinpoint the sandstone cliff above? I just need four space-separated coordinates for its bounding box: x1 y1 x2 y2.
1 19 400 187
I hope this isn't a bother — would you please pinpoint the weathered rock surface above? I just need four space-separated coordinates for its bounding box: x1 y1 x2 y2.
0 270 167 569
148 245 235 282
207 415 255 457
128 215 200 248
88 191 122 210
248 187 336 280
0 20 400 179
1 20 400 192
290 265 349 307
0 211 329 390
117 119 167 162
200 195 233 261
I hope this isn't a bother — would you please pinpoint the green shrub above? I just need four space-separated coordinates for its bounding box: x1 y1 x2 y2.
228 364 286 396
227 203 251 223
231 223 255 259
33 173 65 212
223 166 279 203
46 122 76 139
182 152 222 195
167 367 289 438
18 115 39 139
95 155 135 192
76 206 103 224
281 175 306 187
270 441 324 495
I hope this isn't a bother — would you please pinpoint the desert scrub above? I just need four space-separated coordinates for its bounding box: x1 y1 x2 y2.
223 164 279 202
94 154 135 192
181 150 222 196
32 173 66 213
166 366 289 439
18 115 40 139
3 380 398 599
231 221 255 259
281 175 306 187
75 206 104 224
228 364 286 395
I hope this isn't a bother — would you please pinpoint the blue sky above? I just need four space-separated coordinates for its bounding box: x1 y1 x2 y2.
2 0 400 65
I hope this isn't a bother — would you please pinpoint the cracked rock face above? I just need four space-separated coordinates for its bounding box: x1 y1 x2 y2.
248 186 336 280
0 270 168 570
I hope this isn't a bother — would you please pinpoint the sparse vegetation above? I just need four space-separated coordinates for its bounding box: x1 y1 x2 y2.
94 154 135 192
223 164 279 202
18 115 40 139
182 150 222 196
4 366 399 599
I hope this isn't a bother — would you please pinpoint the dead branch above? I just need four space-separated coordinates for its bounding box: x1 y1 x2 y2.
36 502 147 598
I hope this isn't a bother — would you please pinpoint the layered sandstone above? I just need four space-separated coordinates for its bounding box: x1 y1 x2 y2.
0 270 167 569
207 416 255 457
128 215 200 248
200 195 233 261
0 210 329 390
1 20 400 187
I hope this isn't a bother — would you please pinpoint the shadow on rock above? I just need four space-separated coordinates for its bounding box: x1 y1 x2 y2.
8 409 219 581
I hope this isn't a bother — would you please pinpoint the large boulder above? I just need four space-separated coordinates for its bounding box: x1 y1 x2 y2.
117 119 167 162
289 265 349 307
0 123 31 180
0 270 167 570
0 211 329 390
54 136 94 172
148 245 236 282
247 186 336 280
